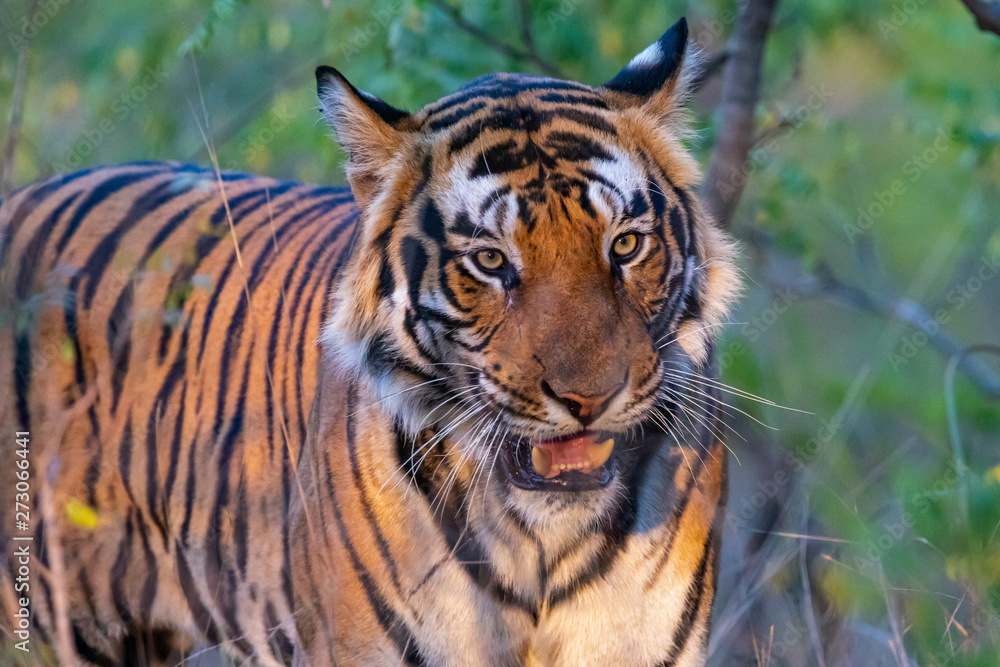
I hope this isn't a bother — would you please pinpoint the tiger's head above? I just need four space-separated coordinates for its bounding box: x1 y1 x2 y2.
318 18 739 524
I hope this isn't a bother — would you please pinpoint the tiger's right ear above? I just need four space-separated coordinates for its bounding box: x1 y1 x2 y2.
316 66 414 206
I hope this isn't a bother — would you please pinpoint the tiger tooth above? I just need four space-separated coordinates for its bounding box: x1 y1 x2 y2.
532 446 553 478
587 438 614 468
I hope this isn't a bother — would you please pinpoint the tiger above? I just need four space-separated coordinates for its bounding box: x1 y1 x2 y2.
0 16 740 666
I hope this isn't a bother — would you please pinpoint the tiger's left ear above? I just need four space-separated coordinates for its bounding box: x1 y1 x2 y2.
600 18 692 118
316 66 415 206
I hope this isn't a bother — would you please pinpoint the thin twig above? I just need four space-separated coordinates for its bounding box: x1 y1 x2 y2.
426 0 562 77
36 379 100 667
690 49 730 93
958 0 1000 37
808 262 1000 397
751 114 799 148
799 497 829 667
702 0 781 228
744 231 1000 397
1 0 40 198
515 0 539 59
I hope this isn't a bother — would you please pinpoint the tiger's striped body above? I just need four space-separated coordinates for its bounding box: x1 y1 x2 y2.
2 17 739 666
1 162 353 664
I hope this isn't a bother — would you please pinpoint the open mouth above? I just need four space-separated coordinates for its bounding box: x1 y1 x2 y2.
502 430 617 491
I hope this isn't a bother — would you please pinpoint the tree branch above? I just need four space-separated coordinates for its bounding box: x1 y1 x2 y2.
426 0 562 78
1 0 39 199
746 232 1000 397
702 0 780 229
958 0 1000 37
808 263 1000 397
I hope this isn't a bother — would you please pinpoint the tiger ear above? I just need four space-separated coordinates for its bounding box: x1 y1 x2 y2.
316 66 413 205
600 18 691 118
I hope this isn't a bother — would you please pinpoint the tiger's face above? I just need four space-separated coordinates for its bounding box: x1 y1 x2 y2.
319 19 738 521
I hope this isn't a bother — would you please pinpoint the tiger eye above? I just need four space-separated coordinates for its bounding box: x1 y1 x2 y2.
474 249 506 272
612 233 639 258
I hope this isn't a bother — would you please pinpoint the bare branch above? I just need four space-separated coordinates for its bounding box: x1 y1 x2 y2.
515 0 540 60
702 0 781 229
747 232 1000 397
426 0 562 78
958 0 1000 37
751 113 799 148
807 262 1000 397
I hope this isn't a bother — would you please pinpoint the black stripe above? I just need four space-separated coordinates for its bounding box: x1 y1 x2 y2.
329 478 425 665
535 92 609 109
658 532 714 666
175 543 222 644
55 168 166 256
205 340 253 590
72 627 117 667
84 410 102 506
427 100 488 131
0 166 102 267
400 235 428 311
424 77 593 116
14 330 32 431
14 191 82 300
265 600 296 663
196 194 342 369
80 179 183 309
644 456 706 590
545 130 614 162
179 424 200 548
118 419 136 505
280 443 296 614
546 532 621 608
110 510 135 624
288 211 359 445
107 280 134 414
346 388 403 593
162 378 188 525
136 510 159 613
235 478 249 578
145 326 188 550
668 207 687 258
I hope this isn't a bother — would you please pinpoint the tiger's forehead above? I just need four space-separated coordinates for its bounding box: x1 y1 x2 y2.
417 74 660 234
418 73 610 128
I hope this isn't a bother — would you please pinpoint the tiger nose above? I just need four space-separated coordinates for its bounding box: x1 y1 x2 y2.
541 380 627 426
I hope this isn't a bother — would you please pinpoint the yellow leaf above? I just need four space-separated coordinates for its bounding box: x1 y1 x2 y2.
116 47 140 79
55 81 80 113
599 28 623 59
66 498 98 530
988 465 1000 486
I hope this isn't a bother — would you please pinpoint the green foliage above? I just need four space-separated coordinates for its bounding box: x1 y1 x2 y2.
1 0 998 664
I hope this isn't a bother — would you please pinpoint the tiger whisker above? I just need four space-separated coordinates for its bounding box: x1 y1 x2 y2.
663 362 811 414
661 369 778 433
